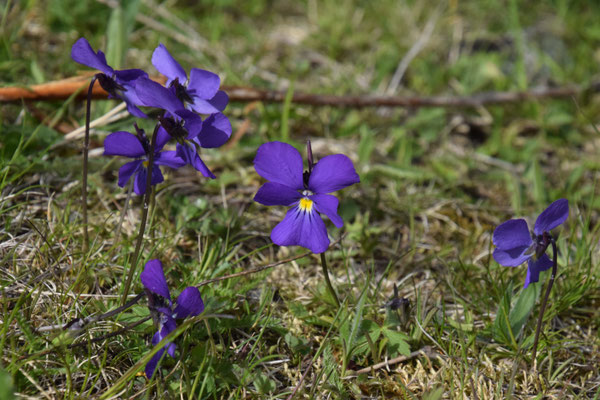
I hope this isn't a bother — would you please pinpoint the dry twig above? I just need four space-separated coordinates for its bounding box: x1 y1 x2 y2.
1 75 594 109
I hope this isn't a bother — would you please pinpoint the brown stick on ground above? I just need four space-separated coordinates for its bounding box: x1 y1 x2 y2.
0 74 594 108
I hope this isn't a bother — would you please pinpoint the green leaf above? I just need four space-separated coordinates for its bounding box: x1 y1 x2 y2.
254 373 276 394
381 327 411 357
492 286 515 347
422 386 444 400
509 283 538 337
0 368 15 400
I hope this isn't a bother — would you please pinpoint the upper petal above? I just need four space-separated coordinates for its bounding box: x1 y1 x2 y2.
113 68 148 84
534 198 569 235
311 194 343 228
254 142 304 189
104 131 145 157
196 113 231 148
493 219 532 250
135 77 184 114
188 68 220 100
308 154 360 194
71 38 113 75
523 254 553 288
140 259 171 303
173 287 205 319
254 182 301 206
151 43 187 84
270 207 330 254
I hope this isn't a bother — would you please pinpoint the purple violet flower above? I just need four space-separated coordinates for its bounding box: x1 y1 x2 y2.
135 77 231 178
104 125 185 195
71 37 148 118
253 141 360 254
492 199 569 288
140 259 204 379
151 43 229 115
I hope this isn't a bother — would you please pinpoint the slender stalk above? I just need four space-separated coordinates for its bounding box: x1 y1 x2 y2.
320 252 340 308
532 238 558 361
121 124 159 305
82 75 97 254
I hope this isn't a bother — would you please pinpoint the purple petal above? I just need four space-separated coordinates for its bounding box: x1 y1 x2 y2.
524 254 553 288
155 126 172 150
151 43 187 84
113 69 148 84
493 247 532 267
140 259 171 302
145 316 177 379
71 38 113 75
173 287 205 319
135 77 184 114
254 182 301 206
308 154 360 194
174 109 203 139
254 142 304 189
117 160 142 188
190 90 229 114
155 151 186 169
311 194 343 228
123 100 147 118
145 340 164 379
187 68 220 100
534 199 569 235
104 131 145 157
271 207 330 254
134 165 164 195
197 113 231 148
176 143 216 178
493 219 532 250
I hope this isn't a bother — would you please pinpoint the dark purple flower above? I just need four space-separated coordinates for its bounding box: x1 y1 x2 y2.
71 37 148 118
151 43 229 114
493 199 569 288
104 126 185 195
140 259 204 379
253 141 360 253
135 78 232 178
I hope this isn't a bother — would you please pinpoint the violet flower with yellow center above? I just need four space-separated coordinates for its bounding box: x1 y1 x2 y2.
253 141 360 254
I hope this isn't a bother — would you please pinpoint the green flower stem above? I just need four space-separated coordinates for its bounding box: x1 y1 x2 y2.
82 75 97 254
532 238 557 362
320 252 340 308
121 124 159 305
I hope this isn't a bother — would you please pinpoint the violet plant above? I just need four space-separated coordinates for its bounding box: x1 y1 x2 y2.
492 198 569 361
71 37 150 253
71 38 229 381
140 259 204 379
253 140 360 307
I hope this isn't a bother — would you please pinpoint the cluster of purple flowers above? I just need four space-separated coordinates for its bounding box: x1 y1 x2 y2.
71 38 232 195
72 36 571 379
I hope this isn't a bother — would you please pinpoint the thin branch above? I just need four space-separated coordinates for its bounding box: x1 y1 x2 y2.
1 75 595 108
286 356 314 400
346 346 434 376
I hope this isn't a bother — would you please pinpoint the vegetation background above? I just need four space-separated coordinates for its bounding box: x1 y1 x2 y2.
1 0 599 398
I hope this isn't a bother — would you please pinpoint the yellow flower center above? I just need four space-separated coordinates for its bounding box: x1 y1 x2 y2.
143 160 149 168
299 197 313 212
